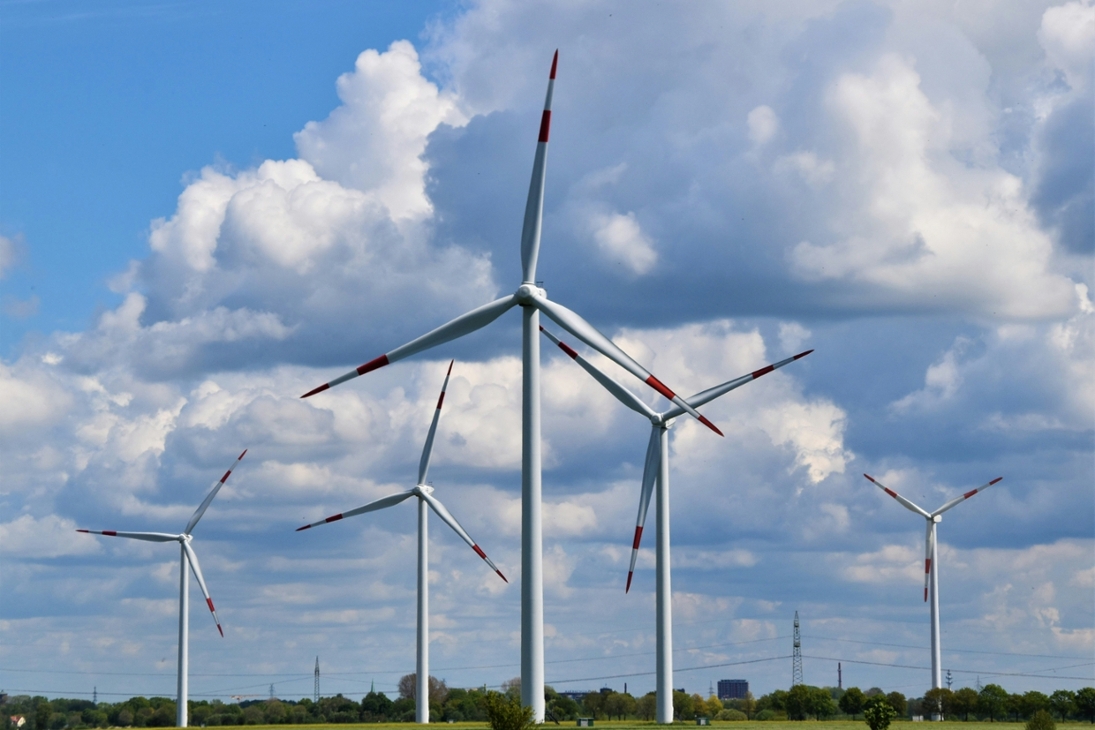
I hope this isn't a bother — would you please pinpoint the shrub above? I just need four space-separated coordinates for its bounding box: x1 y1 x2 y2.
864 696 897 730
482 691 535 730
755 710 777 721
716 709 748 721
1027 710 1056 730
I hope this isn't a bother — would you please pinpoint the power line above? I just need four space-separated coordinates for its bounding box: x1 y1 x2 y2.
802 654 1095 681
803 634 1092 662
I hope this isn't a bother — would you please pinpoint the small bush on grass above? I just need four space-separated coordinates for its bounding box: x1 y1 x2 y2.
715 709 747 721
864 696 897 730
482 691 535 730
1027 710 1056 730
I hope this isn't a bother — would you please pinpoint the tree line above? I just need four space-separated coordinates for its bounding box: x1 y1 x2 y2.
3 680 1093 727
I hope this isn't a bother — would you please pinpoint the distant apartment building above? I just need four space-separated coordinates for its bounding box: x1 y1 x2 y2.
717 679 748 701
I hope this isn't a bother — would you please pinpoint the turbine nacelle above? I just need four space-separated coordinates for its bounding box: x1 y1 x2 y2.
516 283 547 303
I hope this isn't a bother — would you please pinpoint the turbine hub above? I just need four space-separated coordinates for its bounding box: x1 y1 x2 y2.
415 484 435 496
515 283 546 304
933 514 942 523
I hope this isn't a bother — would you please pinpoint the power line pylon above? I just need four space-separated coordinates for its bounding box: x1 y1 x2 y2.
314 656 320 703
792 611 803 686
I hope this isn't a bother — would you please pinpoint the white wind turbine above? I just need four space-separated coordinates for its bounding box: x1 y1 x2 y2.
541 325 811 723
297 361 506 724
298 51 722 720
863 472 1002 715
77 450 246 728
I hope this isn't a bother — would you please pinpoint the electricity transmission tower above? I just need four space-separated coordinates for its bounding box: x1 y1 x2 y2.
792 611 803 686
314 657 320 702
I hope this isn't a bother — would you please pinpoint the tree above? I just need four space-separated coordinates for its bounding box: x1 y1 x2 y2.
1049 690 1076 721
582 691 605 720
1076 688 1095 724
397 674 449 706
841 688 866 719
785 684 815 721
604 692 636 720
923 688 953 719
979 684 1010 722
864 696 897 730
740 691 757 719
672 690 694 721
886 692 907 718
637 693 657 721
501 677 522 702
952 687 980 721
1021 692 1051 720
482 691 535 730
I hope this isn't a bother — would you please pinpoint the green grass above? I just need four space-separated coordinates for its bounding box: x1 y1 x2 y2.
201 722 1094 730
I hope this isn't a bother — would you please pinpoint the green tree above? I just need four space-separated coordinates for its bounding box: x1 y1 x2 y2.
482 691 535 730
582 691 605 720
812 687 837 720
397 674 448 706
886 691 907 718
924 688 953 719
979 684 1009 722
1076 688 1095 724
785 684 815 721
672 690 695 721
361 690 393 720
841 688 866 719
1049 690 1076 721
864 696 897 730
952 687 979 721
33 701 52 730
636 693 657 721
1021 692 1051 720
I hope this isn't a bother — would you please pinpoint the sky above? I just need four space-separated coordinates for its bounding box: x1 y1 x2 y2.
1 0 1093 705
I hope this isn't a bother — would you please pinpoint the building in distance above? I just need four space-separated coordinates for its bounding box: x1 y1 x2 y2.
717 679 748 701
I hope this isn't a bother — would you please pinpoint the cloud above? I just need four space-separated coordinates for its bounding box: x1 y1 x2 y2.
589 211 658 276
747 106 779 146
0 514 102 558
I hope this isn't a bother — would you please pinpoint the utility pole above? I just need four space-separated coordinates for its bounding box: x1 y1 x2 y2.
838 663 842 690
792 611 803 686
270 684 275 700
945 670 953 690
314 657 320 703
93 687 97 704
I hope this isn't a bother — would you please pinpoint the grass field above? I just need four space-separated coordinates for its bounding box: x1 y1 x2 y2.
200 722 1094 730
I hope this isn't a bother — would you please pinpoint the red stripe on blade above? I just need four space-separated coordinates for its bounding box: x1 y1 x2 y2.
751 364 775 379
989 477 1002 485
559 342 578 359
644 375 676 400
239 449 247 459
103 531 117 536
219 470 231 484
963 489 978 499
473 545 487 559
793 349 814 359
496 570 509 584
631 526 643 550
357 354 390 375
325 514 344 523
437 392 445 409
883 488 897 498
301 383 330 399
924 587 928 602
295 524 311 532
549 50 558 79
207 598 216 612
925 559 932 574
698 415 724 437
217 624 224 637
626 571 634 593
863 473 876 483
77 529 89 533
538 110 552 142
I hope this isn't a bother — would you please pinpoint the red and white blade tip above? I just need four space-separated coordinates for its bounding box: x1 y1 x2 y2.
296 513 344 532
625 571 634 593
472 544 508 583
206 598 224 636
793 349 814 359
550 50 558 79
301 354 390 398
645 375 723 436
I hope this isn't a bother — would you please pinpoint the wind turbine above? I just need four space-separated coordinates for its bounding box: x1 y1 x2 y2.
77 450 246 728
296 361 506 724
298 51 723 720
863 472 1001 716
541 325 811 723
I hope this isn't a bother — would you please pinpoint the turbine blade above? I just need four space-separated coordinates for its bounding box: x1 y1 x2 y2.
418 361 455 486
662 350 814 419
863 474 931 518
520 50 558 284
540 326 657 419
295 490 417 531
75 530 179 542
933 477 1003 517
627 428 661 593
924 521 933 603
420 491 507 583
182 541 223 637
534 295 722 436
301 295 517 398
186 449 247 535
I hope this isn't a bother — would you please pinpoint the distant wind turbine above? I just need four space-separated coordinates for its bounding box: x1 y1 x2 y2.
541 325 811 723
297 51 721 721
863 472 1001 715
297 361 506 724
78 450 246 727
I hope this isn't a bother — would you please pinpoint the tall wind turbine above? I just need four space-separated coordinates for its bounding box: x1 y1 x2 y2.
298 52 722 720
77 450 246 727
863 472 1001 715
297 361 506 724
542 325 811 723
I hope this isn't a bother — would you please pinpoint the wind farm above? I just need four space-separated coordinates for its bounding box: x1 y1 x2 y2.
4 0 1091 717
